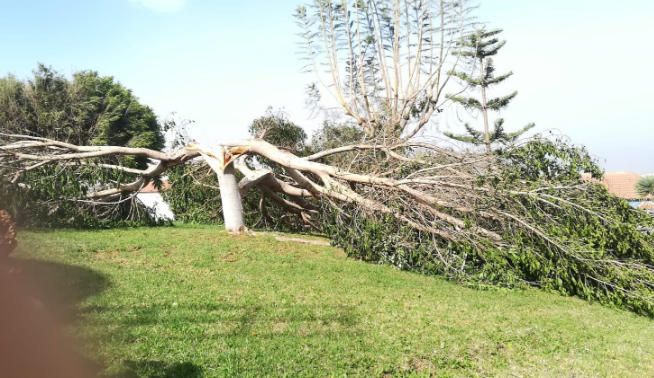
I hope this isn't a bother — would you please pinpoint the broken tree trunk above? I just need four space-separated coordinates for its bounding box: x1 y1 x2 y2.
196 145 247 234
216 162 245 234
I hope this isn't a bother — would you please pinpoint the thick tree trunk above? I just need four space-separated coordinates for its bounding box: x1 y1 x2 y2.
217 163 245 234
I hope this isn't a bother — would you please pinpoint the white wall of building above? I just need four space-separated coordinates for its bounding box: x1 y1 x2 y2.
137 193 175 221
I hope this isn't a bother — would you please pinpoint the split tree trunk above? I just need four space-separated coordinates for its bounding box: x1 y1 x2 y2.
197 146 246 234
216 162 245 234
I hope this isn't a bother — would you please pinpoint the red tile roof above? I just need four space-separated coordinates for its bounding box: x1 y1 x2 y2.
601 172 643 200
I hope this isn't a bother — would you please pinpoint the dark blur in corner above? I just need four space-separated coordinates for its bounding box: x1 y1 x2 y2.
0 209 96 378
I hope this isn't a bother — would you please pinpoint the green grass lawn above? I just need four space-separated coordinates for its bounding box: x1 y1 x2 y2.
13 225 654 377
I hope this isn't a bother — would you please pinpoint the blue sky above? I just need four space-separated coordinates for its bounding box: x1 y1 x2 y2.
1 0 652 172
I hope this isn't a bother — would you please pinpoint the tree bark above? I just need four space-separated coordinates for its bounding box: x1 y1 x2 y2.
480 58 491 153
216 163 245 234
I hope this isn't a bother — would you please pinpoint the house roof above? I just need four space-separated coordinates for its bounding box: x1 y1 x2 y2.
601 172 643 200
138 179 171 194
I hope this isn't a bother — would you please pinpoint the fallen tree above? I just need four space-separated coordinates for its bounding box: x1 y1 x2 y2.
2 132 654 315
1 0 653 316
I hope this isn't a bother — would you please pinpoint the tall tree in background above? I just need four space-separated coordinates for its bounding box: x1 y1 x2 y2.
0 64 164 166
0 64 165 227
295 0 476 141
248 107 308 153
445 29 534 152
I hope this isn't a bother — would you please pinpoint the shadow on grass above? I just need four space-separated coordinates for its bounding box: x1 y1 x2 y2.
11 257 111 323
114 360 203 378
13 259 208 377
81 301 359 338
80 302 359 376
7 258 360 376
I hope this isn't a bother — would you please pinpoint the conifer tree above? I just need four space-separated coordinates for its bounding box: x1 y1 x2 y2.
445 29 534 152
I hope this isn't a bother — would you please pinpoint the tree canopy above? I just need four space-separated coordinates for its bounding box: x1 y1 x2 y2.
0 64 165 227
295 0 477 140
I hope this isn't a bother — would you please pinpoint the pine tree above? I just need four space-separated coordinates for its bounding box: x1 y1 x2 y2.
445 29 534 152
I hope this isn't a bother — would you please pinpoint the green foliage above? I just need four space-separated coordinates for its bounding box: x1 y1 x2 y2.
1 65 164 154
310 120 365 167
310 121 365 151
248 107 307 153
636 176 654 198
445 29 533 150
163 161 310 232
163 165 223 225
163 116 367 231
0 165 163 228
164 109 314 231
0 64 165 228
497 134 604 182
323 137 654 317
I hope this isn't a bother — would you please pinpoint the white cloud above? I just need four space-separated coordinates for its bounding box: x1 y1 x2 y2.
128 0 187 13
